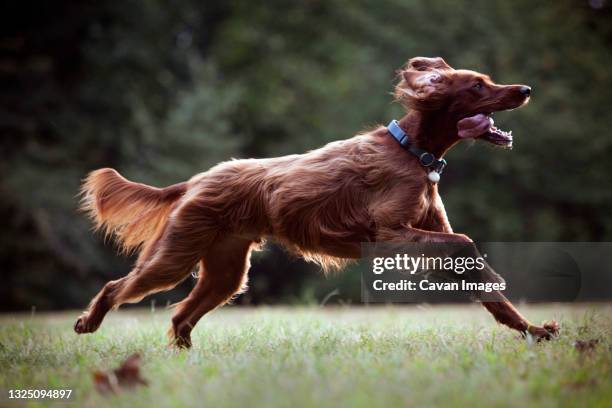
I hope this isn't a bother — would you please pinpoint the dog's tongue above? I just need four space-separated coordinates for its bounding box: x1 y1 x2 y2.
457 114 493 139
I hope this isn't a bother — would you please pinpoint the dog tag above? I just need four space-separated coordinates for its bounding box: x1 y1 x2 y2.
428 171 440 183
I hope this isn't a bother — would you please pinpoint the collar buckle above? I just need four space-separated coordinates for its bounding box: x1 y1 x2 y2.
387 119 448 179
419 152 435 167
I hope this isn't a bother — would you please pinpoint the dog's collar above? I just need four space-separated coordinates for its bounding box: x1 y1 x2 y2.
386 119 447 183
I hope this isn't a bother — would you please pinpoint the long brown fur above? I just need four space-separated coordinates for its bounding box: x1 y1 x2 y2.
75 57 558 347
80 168 187 253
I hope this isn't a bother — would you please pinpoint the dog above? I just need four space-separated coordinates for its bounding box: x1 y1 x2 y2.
75 57 559 347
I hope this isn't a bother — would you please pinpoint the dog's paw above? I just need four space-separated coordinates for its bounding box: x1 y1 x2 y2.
527 320 560 342
173 336 192 349
74 313 98 334
167 325 192 349
543 320 560 336
171 330 193 349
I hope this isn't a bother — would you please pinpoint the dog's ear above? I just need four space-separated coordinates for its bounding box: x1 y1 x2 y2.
406 57 452 71
394 66 450 111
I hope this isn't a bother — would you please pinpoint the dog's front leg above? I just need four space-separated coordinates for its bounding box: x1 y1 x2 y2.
481 295 559 341
379 214 559 341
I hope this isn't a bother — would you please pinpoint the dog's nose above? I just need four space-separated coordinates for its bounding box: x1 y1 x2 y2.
519 86 531 96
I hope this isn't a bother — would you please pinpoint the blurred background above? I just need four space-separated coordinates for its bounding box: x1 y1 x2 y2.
1 0 611 311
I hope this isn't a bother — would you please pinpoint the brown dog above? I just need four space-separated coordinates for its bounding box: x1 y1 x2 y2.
75 57 558 347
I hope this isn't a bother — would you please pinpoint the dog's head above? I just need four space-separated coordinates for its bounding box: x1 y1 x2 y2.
395 57 531 148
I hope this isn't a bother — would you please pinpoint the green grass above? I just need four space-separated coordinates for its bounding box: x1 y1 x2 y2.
0 304 610 407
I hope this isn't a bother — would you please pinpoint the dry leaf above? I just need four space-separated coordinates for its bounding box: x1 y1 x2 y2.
573 339 599 354
93 353 148 395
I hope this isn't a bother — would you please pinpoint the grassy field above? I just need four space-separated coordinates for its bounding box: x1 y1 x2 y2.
0 304 610 407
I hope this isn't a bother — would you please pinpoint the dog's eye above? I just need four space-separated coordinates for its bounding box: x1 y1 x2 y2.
473 82 483 90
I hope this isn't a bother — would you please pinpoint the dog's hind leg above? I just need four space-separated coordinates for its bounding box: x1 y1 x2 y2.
74 240 201 334
169 236 253 348
75 200 218 334
73 277 129 334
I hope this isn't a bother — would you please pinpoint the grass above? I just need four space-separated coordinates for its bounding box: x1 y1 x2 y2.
0 304 610 407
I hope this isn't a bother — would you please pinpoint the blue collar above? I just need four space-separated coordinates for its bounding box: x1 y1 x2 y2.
386 119 447 180
387 119 411 147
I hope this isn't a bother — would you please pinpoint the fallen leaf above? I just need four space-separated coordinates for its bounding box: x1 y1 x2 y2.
93 353 148 395
573 339 599 354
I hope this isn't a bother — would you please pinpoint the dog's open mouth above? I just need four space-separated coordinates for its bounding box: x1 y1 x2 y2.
481 114 513 148
457 112 514 149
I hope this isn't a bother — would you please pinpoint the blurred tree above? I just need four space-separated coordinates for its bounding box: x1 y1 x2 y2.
1 0 610 310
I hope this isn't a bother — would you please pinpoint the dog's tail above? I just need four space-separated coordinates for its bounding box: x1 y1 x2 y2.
80 168 187 253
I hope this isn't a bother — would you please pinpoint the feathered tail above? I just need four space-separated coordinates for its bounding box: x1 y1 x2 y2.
80 168 187 253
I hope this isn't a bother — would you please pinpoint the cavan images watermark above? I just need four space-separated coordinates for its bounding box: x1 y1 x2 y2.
371 252 505 292
361 242 612 303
